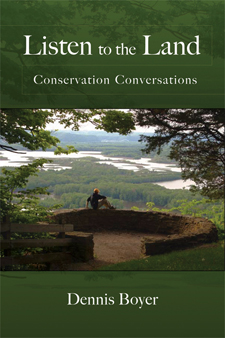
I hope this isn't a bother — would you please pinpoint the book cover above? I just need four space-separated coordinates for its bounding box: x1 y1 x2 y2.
0 1 224 337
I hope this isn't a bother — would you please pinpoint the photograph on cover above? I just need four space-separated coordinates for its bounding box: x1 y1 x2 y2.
1 108 224 271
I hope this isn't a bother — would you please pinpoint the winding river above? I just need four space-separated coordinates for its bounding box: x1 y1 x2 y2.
0 150 193 189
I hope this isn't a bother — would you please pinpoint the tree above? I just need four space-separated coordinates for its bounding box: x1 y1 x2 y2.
132 109 225 199
0 158 61 223
0 109 58 152
0 109 134 153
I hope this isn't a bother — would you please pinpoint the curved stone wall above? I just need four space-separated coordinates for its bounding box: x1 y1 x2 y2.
53 208 218 255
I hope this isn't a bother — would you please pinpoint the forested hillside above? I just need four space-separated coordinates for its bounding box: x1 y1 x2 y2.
23 157 223 237
25 157 195 210
1 130 175 162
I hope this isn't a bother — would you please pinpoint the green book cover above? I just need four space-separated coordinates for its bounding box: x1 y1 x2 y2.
0 1 224 337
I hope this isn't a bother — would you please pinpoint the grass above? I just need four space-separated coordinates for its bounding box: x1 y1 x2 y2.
99 242 225 271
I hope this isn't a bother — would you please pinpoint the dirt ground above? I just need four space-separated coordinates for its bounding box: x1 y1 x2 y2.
51 231 166 271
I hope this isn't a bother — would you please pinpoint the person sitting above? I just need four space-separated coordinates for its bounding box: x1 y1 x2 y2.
86 188 115 210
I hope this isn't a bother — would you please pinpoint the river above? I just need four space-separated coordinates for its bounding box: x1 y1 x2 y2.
0 150 193 190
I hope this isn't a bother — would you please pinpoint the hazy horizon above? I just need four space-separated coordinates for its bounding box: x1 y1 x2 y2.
46 121 155 133
45 109 155 133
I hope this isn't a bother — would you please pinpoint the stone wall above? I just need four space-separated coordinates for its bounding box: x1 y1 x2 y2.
53 208 218 256
142 227 218 256
53 208 217 235
63 231 94 261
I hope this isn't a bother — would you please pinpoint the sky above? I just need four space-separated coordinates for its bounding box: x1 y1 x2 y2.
45 109 155 133
46 120 155 132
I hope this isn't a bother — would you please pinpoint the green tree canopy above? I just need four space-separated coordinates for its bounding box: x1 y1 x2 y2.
0 158 61 222
132 109 225 199
0 109 135 153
